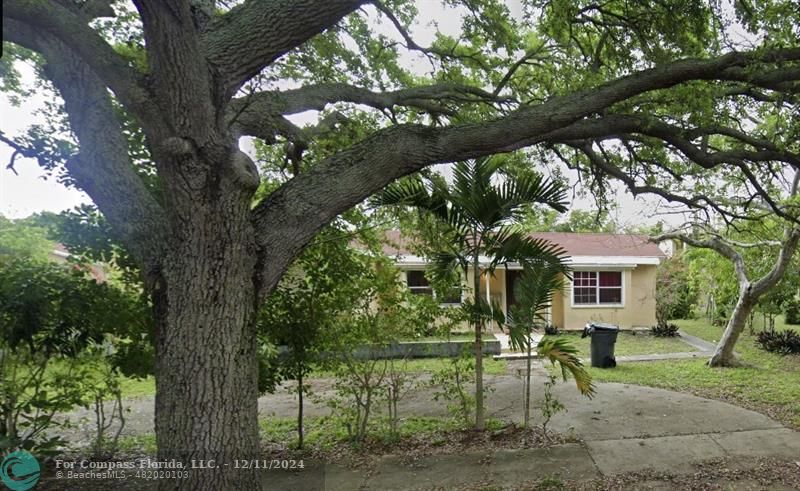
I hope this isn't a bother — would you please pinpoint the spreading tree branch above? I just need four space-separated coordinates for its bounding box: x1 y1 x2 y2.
4 0 158 126
248 47 800 293
3 19 167 272
229 82 504 139
205 0 367 95
652 231 750 285
131 0 218 141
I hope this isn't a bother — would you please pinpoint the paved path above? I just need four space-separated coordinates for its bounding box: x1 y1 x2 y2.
497 331 715 362
59 364 800 490
493 331 543 352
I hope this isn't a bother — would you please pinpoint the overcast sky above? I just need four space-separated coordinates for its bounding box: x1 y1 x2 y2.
0 0 686 230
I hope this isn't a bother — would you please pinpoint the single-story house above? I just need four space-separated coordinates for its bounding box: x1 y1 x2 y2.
383 231 667 331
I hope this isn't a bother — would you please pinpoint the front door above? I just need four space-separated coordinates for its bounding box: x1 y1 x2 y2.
506 269 523 314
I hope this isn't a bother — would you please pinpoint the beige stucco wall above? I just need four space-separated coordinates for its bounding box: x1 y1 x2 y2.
551 287 565 328
400 266 505 332
557 265 658 331
400 263 659 333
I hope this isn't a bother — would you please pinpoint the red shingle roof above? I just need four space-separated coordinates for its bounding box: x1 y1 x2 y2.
381 229 420 256
380 230 665 258
530 232 666 257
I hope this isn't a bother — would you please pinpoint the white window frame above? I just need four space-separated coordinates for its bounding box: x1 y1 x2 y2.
404 269 462 305
570 270 624 308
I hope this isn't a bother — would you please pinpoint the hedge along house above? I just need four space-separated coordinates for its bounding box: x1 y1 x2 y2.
383 231 667 331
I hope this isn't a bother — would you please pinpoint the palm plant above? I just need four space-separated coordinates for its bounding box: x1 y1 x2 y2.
507 263 595 428
374 156 569 430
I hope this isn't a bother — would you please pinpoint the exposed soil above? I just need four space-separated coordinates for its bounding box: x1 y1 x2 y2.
264 423 576 470
448 457 800 490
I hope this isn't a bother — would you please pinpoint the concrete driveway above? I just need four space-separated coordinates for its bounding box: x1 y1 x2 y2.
58 363 800 490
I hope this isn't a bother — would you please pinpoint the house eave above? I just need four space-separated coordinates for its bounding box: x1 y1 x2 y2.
393 254 663 268
568 255 663 267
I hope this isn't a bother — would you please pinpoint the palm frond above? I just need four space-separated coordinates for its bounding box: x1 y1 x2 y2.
429 251 466 283
461 296 506 326
537 337 596 398
501 172 568 218
370 175 432 210
486 230 570 273
509 262 565 327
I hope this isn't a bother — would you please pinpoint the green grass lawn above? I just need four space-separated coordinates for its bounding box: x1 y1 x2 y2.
119 375 156 398
585 316 800 428
543 331 696 359
114 356 508 399
399 356 507 375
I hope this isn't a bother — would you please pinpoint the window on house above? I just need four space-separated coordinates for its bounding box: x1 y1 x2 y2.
406 270 461 303
573 271 622 305
438 286 462 304
406 270 433 296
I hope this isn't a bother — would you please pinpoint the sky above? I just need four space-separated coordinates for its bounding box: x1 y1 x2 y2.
0 64 88 218
0 0 687 230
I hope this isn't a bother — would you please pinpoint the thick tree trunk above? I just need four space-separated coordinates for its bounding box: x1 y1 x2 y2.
709 290 755 367
153 247 260 490
151 151 262 490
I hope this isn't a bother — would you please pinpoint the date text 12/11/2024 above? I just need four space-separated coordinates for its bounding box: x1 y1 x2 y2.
194 459 306 470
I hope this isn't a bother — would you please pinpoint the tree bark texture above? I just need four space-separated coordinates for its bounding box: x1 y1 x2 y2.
708 289 755 367
151 152 262 490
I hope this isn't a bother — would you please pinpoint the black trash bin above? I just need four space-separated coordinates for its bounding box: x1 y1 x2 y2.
581 322 619 368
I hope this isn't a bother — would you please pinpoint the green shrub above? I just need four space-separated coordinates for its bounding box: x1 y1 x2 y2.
544 324 560 336
756 329 800 355
785 300 800 325
650 323 680 337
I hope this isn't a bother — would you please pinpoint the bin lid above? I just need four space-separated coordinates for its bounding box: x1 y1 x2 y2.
586 322 619 332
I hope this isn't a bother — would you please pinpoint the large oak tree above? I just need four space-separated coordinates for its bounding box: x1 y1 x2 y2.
3 0 799 488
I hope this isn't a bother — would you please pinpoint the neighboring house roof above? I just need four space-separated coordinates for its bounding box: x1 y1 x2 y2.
49 243 108 283
381 229 421 256
382 230 665 268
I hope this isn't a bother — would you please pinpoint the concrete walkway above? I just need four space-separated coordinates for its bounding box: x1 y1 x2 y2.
677 330 718 352
492 331 543 352
496 331 716 362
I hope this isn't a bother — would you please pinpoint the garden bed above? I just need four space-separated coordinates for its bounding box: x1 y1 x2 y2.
260 416 577 470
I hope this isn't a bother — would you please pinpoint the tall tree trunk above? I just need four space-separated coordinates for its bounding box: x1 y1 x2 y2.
152 153 262 490
654 226 800 370
708 289 755 367
524 334 532 428
472 252 485 431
